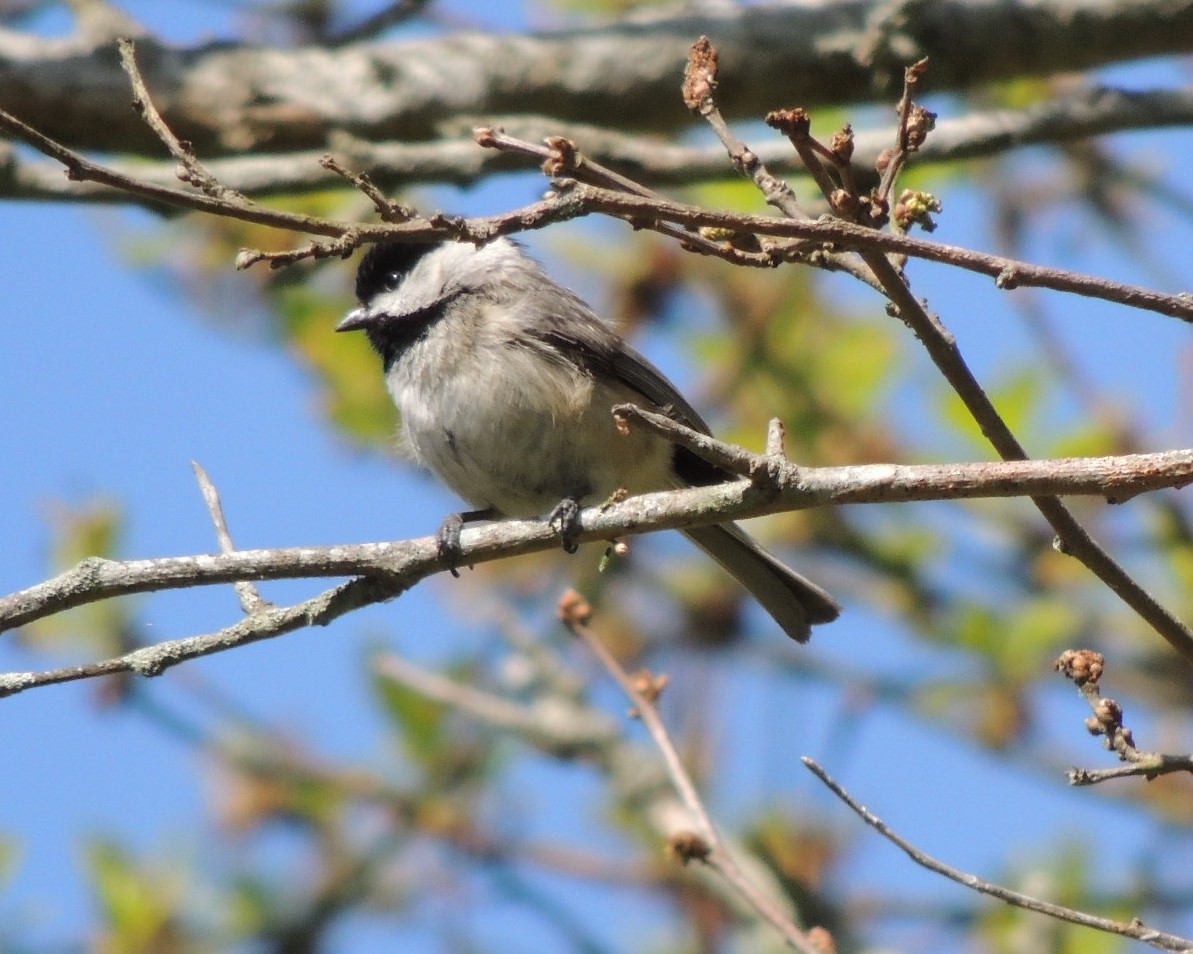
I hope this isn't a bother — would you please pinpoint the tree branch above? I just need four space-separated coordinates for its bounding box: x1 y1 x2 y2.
8 98 1192 325
6 85 1193 201
3 1 1193 157
803 757 1193 953
560 592 822 953
3 447 1193 691
1054 649 1193 785
552 181 1193 324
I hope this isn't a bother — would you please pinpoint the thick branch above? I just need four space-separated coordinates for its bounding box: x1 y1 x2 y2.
2 0 1193 157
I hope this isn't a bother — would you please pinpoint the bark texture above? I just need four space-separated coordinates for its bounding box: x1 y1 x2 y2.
1 0 1190 159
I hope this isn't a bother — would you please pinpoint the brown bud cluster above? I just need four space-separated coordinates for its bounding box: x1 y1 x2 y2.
630 668 669 705
1053 649 1105 687
830 124 855 163
903 104 937 152
557 589 593 627
764 107 811 140
1094 697 1123 728
541 136 578 177
682 36 719 112
893 189 942 232
667 831 712 865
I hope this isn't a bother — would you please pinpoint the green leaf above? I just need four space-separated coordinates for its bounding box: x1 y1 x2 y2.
371 665 449 768
0 838 20 890
936 369 1045 451
85 840 183 951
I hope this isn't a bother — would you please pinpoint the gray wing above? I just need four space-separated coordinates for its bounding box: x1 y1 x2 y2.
526 292 712 434
526 293 729 486
525 284 841 640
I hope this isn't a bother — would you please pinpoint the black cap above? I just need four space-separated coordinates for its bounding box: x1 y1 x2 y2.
354 241 441 303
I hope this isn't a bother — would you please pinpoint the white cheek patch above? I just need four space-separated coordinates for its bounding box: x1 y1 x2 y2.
382 243 494 319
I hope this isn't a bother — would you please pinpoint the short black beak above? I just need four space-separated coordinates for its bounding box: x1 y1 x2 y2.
335 307 372 333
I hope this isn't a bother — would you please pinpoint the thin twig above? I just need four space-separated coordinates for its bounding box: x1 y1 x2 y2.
234 230 364 270
560 593 822 954
613 404 756 477
1054 650 1193 785
320 154 415 222
803 757 1193 953
875 57 934 203
551 182 1193 324
765 107 841 215
191 461 270 616
118 37 248 203
475 126 785 270
683 38 808 222
475 127 664 200
1068 759 1193 784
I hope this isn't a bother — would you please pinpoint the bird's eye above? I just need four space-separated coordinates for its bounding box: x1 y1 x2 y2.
384 271 402 290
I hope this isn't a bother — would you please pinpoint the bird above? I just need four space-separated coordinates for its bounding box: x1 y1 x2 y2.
336 236 840 641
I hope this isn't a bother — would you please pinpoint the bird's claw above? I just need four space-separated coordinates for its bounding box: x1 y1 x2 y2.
548 496 582 553
436 512 466 577
435 507 498 576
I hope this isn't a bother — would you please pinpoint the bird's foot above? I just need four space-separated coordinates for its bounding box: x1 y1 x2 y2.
436 507 496 577
548 495 583 554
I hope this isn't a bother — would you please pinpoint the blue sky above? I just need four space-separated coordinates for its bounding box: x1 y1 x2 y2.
3 2 1193 951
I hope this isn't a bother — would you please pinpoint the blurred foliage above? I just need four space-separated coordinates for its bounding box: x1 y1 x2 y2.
541 0 672 15
87 841 200 954
978 846 1127 954
22 499 133 659
123 191 399 450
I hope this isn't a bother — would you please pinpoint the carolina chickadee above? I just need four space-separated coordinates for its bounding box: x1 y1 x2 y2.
337 237 840 641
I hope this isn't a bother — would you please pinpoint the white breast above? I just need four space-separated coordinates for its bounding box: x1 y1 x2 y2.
386 304 673 517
